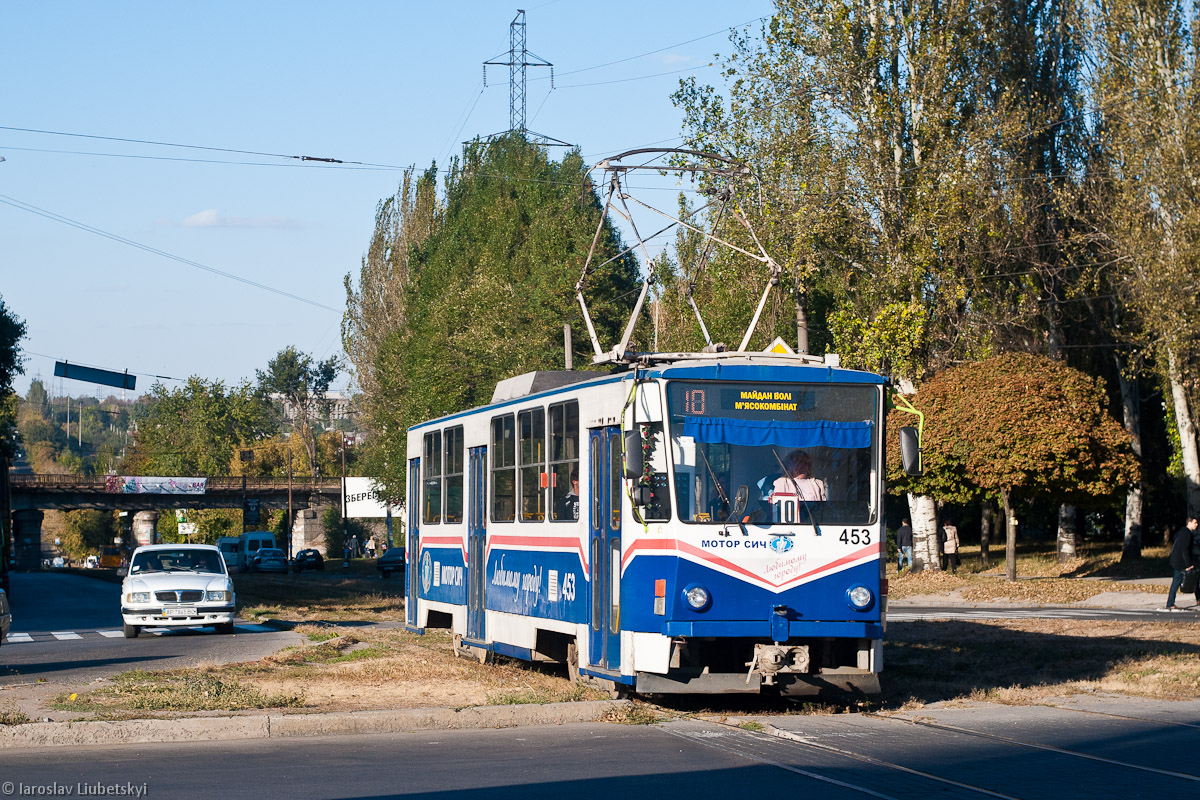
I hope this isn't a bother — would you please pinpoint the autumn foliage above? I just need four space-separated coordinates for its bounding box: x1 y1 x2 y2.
888 353 1139 506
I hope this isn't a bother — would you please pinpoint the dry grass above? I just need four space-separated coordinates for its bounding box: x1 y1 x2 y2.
51 625 604 719
233 569 406 623
888 542 1171 604
885 617 1200 705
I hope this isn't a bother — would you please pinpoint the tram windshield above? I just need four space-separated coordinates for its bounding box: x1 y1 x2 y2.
666 381 879 525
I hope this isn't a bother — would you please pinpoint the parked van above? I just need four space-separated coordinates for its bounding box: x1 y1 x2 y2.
216 536 241 571
237 531 276 572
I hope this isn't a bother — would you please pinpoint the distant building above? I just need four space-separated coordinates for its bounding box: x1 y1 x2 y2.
270 391 355 424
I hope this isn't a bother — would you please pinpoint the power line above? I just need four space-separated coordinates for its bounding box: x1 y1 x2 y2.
0 124 408 169
0 193 341 314
0 145 404 171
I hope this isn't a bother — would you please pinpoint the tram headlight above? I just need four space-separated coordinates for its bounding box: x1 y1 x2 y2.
846 585 873 611
682 584 711 611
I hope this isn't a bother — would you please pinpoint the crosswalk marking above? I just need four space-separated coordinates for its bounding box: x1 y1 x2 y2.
3 624 276 643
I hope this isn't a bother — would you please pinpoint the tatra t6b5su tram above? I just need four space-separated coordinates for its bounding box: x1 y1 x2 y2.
405 353 911 695
403 149 921 695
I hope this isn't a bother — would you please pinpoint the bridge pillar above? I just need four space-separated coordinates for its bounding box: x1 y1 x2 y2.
12 509 44 570
133 511 160 547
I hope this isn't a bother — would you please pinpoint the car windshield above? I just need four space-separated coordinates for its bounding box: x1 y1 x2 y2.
258 549 284 557
667 381 880 525
130 549 224 575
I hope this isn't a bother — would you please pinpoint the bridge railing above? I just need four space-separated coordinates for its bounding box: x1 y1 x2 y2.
9 475 343 492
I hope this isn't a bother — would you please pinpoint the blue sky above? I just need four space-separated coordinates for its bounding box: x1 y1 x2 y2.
1 0 773 400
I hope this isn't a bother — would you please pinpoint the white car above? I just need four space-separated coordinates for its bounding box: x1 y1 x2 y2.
120 544 236 638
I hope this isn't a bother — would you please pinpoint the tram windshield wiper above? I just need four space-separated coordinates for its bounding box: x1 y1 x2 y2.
698 446 745 535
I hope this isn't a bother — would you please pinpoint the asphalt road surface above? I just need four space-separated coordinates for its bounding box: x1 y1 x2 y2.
0 571 300 685
2 699 1198 799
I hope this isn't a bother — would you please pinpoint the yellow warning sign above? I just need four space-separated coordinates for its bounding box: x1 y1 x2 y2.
764 337 794 354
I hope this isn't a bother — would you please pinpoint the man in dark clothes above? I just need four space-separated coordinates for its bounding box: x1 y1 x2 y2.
1162 516 1198 611
897 518 914 572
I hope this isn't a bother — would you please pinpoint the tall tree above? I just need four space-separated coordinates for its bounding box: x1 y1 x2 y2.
0 295 27 459
257 347 340 478
1084 0 1200 518
343 166 440 401
122 378 274 476
365 134 640 499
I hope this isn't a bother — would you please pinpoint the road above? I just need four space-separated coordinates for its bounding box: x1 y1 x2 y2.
0 572 300 685
2 700 1198 799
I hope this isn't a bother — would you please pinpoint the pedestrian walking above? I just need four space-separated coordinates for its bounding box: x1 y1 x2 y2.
1161 516 1198 612
942 519 960 574
897 519 913 572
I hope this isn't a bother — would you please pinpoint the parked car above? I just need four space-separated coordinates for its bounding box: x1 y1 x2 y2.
249 548 289 573
292 549 324 573
84 555 100 569
120 544 235 638
0 588 11 647
376 548 406 578
50 556 66 568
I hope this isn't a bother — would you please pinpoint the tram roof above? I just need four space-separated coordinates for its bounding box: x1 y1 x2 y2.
406 353 887 433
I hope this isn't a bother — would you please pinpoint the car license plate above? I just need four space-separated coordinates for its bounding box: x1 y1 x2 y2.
163 606 197 617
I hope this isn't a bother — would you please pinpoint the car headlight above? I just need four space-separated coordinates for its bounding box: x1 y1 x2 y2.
126 592 150 604
682 584 711 611
206 590 229 602
847 585 873 610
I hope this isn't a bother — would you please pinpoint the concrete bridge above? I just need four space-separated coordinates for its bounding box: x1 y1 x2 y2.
7 475 344 571
8 475 342 512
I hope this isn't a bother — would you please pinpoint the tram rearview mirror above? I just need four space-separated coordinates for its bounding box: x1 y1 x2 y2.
623 429 643 479
899 427 922 476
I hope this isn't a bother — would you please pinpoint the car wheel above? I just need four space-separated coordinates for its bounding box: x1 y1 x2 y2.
123 623 139 639
217 622 235 634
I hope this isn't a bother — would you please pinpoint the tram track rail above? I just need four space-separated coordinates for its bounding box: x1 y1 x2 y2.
644 698 1200 798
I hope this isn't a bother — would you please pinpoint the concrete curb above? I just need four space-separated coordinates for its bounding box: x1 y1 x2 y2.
0 700 627 749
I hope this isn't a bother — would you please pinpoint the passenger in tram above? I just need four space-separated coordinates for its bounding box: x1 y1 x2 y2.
555 471 580 521
770 450 826 502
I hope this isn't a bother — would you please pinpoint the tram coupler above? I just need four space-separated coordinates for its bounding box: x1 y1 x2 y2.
745 643 811 686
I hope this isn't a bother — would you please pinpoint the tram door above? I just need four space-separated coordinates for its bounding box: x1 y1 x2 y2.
587 427 622 672
466 446 487 641
406 458 420 629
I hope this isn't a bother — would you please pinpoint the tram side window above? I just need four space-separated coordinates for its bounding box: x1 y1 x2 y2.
444 425 464 524
491 415 516 522
423 430 442 524
519 408 546 521
549 401 580 522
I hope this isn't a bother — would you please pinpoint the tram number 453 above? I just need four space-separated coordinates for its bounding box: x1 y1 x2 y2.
839 529 872 545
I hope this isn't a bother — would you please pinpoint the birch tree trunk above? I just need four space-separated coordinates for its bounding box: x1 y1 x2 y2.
1116 360 1144 561
907 493 940 572
1002 488 1017 582
1168 347 1200 516
1056 504 1077 563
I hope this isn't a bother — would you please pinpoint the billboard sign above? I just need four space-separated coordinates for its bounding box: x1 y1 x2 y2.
343 477 401 518
105 476 207 495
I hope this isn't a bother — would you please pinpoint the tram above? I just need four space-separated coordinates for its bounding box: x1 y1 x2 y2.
403 149 920 695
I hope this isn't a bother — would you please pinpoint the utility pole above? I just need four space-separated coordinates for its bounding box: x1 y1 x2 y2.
287 452 293 559
482 9 571 147
341 434 348 564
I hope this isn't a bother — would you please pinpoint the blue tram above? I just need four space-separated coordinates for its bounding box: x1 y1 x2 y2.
405 351 905 695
